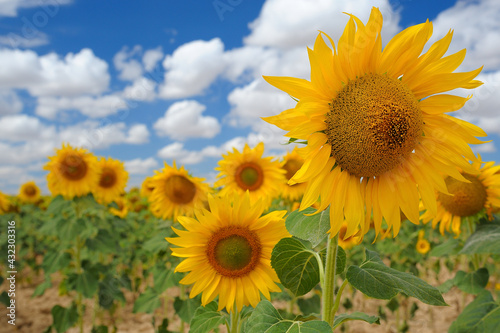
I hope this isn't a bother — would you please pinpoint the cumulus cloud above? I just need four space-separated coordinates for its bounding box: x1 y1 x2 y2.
36 95 128 119
125 124 150 144
153 100 221 140
244 0 400 48
142 47 164 72
432 0 500 71
158 38 226 99
0 48 110 97
0 0 72 17
0 90 23 115
0 31 49 48
124 157 159 175
113 45 144 81
122 77 156 101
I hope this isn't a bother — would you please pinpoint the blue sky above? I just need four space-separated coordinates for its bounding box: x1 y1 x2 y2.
0 0 499 194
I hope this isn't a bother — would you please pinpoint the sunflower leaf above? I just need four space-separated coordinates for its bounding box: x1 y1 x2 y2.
459 224 500 255
189 302 226 333
332 312 380 330
244 300 332 333
454 268 489 295
285 207 330 248
132 287 161 314
174 296 202 324
429 238 461 257
271 237 321 297
51 303 78 333
346 249 447 306
449 290 500 333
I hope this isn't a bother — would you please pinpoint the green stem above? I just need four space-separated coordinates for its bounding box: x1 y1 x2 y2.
229 308 241 333
322 233 339 326
331 279 348 320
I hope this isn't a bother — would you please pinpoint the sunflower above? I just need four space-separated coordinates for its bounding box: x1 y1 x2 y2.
149 161 210 220
215 142 285 209
263 7 485 241
44 143 99 199
280 148 307 201
109 197 128 218
93 157 129 204
337 222 362 250
166 192 290 312
140 176 155 198
0 191 10 214
421 155 500 236
18 181 41 204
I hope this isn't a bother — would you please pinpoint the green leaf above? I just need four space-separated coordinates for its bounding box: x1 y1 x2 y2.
69 268 99 299
346 249 447 306
144 232 170 254
297 294 321 316
438 279 456 294
98 275 127 309
157 318 170 333
0 291 10 307
173 296 202 323
271 237 321 296
189 302 226 333
460 224 500 255
33 278 52 298
46 195 68 215
51 303 78 333
449 290 500 333
152 264 181 294
286 208 330 248
91 325 109 333
42 251 71 274
429 238 460 257
244 300 332 333
455 268 489 295
86 229 118 254
133 287 161 314
332 312 380 330
336 246 346 275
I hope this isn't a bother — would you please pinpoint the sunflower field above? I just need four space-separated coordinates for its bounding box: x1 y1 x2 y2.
2 6 500 333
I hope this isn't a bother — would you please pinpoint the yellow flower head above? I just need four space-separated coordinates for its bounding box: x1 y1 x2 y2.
18 181 41 204
421 155 500 236
109 197 128 218
263 7 485 241
281 148 307 201
44 143 99 199
338 222 362 250
416 238 431 255
167 192 290 312
94 157 129 204
149 161 210 220
0 191 10 214
141 176 156 198
215 142 285 209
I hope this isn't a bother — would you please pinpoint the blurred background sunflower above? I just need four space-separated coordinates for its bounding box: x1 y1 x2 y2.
18 181 41 204
93 157 129 204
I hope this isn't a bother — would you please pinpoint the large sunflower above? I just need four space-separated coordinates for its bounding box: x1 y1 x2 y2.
44 143 99 199
94 157 129 204
263 7 485 240
166 192 290 312
215 142 285 209
421 155 500 236
149 161 210 220
280 148 307 201
18 181 41 204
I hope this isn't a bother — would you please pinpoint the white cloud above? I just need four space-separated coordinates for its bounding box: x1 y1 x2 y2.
0 48 110 97
142 47 164 72
124 157 159 175
159 38 226 99
157 142 205 165
0 31 49 48
0 114 55 142
0 0 72 17
0 90 23 115
244 0 400 48
153 100 221 140
432 0 500 72
472 141 497 153
36 94 128 119
122 77 156 101
113 45 144 81
126 124 150 144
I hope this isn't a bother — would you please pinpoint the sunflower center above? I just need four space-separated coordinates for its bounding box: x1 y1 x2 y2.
164 175 196 204
99 167 117 188
60 154 88 181
438 173 487 217
206 226 262 277
283 159 303 181
325 73 423 178
24 186 37 197
235 163 264 191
